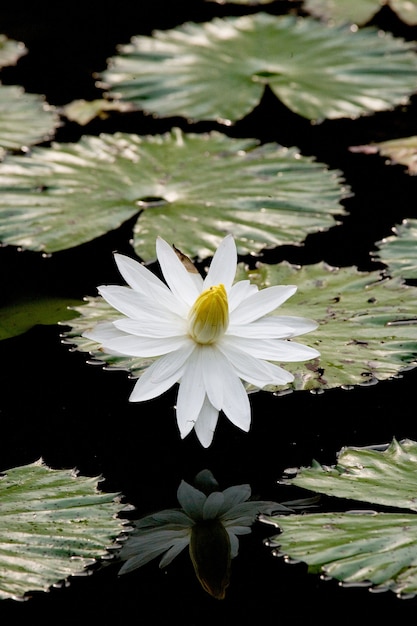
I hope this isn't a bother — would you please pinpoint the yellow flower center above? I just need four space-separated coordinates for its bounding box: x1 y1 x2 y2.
188 283 229 345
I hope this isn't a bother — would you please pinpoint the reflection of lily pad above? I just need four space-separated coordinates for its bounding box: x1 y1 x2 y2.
304 0 417 26
0 34 27 67
0 294 82 340
373 218 417 280
100 13 417 123
0 459 127 600
62 261 417 392
0 129 347 259
263 438 417 598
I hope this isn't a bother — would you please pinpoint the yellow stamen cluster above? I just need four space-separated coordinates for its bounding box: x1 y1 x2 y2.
188 284 229 345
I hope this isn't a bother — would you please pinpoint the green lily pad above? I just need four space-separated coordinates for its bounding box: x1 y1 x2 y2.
263 439 417 598
0 459 128 600
304 0 417 26
62 261 417 392
0 34 27 68
100 13 417 123
0 84 59 153
0 129 347 258
373 219 417 280
0 295 82 341
351 134 417 174
60 98 136 126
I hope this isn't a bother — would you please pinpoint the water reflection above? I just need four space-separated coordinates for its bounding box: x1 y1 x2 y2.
117 469 292 599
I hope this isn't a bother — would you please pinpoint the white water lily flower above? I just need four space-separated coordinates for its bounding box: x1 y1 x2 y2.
84 235 319 447
117 469 292 599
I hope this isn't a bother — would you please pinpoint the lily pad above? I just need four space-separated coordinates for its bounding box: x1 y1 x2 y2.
351 135 417 174
100 13 417 123
373 219 417 280
262 438 417 597
0 34 27 68
0 295 82 341
62 261 417 392
60 98 136 126
304 0 417 26
0 129 347 259
0 459 128 601
0 84 59 153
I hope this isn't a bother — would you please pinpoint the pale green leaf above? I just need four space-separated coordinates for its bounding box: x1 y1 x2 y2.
304 0 417 26
0 459 127 600
237 262 417 390
0 84 59 152
100 13 417 123
352 134 417 174
0 295 82 341
0 35 27 68
373 219 417 280
265 511 417 597
283 438 417 511
0 129 347 258
263 438 417 597
60 98 136 126
62 262 417 391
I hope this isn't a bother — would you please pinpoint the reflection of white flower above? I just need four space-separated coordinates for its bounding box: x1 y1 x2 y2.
85 235 319 447
118 470 290 599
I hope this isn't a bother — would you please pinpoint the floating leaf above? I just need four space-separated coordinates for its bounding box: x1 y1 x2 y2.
0 295 82 341
0 459 127 600
351 135 417 174
62 261 417 391
263 439 417 598
373 219 417 280
0 34 27 68
0 129 347 258
0 84 59 152
60 98 136 126
281 437 417 510
303 0 417 26
100 13 417 123
238 262 417 390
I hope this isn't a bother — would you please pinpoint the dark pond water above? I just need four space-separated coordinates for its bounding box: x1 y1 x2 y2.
1 1 417 624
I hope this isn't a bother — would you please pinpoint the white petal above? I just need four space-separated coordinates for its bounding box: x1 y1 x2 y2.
194 396 220 448
223 335 320 363
98 285 157 319
129 344 194 401
114 315 187 338
156 237 201 306
272 316 318 336
217 363 251 432
230 285 297 325
83 321 127 345
228 317 297 339
114 253 168 294
204 234 237 291
228 280 258 312
176 351 207 438
201 345 224 410
218 341 294 386
103 333 189 357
